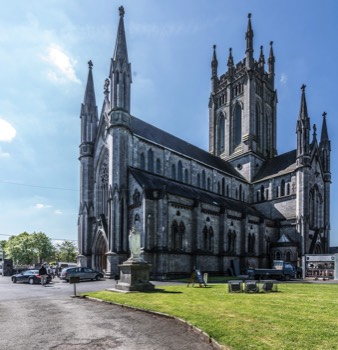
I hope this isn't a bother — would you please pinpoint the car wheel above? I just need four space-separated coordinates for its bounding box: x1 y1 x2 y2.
285 274 291 281
95 275 101 281
28 278 35 285
12 277 17 283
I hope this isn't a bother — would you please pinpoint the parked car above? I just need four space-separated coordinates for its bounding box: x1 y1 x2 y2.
60 267 104 282
11 269 52 285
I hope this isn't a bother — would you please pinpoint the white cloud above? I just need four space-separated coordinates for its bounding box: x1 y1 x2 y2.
35 203 51 209
280 73 288 86
41 44 81 84
54 209 62 215
0 118 16 142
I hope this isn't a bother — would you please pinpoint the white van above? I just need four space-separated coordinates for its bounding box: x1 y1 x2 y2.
57 262 77 269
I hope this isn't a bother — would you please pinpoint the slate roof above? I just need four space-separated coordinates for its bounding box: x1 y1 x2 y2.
130 115 244 180
253 149 297 182
129 167 262 217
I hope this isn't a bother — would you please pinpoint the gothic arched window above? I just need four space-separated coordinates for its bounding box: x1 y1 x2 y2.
98 152 109 217
275 251 282 260
184 169 189 184
171 220 178 250
207 177 211 191
147 149 154 172
222 178 225 196
171 164 176 180
197 173 201 188
202 170 206 189
256 103 261 147
281 179 285 196
177 160 183 181
233 104 242 150
218 113 225 154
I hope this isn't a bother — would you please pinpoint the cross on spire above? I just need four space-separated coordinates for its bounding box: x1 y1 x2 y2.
119 6 125 17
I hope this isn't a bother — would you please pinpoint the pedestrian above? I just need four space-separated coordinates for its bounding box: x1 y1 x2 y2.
39 264 48 286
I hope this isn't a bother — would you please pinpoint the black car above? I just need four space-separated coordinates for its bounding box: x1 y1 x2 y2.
11 269 52 285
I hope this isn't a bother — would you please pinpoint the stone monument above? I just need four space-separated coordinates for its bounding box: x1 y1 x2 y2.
115 227 154 292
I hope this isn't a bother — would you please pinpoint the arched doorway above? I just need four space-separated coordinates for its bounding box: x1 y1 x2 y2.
93 230 108 273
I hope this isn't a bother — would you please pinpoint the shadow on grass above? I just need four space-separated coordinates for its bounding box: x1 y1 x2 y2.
147 288 182 294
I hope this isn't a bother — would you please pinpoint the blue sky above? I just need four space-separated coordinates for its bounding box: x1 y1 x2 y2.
1 0 338 246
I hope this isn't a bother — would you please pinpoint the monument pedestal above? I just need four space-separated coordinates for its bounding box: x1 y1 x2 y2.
115 260 154 292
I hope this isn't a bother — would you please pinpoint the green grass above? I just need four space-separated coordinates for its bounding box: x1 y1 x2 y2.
84 283 338 350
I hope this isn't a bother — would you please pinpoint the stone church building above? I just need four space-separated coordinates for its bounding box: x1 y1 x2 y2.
78 7 331 278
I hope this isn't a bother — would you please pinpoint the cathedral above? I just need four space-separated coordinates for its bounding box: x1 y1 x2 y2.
78 7 331 279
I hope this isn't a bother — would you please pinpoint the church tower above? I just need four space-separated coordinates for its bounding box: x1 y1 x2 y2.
78 61 98 266
319 112 331 251
104 6 133 276
209 14 277 182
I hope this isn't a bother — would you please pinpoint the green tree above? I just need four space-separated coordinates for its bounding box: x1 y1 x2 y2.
0 240 6 251
55 240 78 262
31 232 56 264
5 232 55 265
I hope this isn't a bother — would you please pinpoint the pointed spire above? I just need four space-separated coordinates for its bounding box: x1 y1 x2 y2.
211 44 218 77
259 45 265 70
312 123 317 143
268 41 275 62
211 45 218 93
227 47 234 68
80 60 98 148
296 84 311 165
83 60 97 111
320 112 329 142
245 13 254 69
299 84 309 122
319 112 331 177
110 6 132 113
113 6 129 62
268 41 275 88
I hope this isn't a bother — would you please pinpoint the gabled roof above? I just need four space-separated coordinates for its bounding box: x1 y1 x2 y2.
130 116 244 180
253 149 297 182
129 167 261 217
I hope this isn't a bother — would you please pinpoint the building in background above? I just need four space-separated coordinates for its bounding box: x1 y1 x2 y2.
78 8 331 278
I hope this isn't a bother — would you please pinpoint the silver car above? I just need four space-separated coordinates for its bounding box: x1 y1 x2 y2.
60 267 103 282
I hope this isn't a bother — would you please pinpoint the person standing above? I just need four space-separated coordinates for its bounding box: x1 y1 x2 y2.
39 264 47 286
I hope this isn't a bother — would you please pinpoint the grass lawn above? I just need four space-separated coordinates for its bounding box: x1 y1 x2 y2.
84 283 338 350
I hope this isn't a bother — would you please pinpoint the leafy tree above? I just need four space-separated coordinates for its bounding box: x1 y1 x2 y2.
55 240 78 262
31 232 56 264
0 240 6 251
5 232 55 265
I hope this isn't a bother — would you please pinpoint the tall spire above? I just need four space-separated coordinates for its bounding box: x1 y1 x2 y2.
211 45 218 77
211 45 218 93
80 60 98 145
259 45 265 72
268 41 275 88
110 6 132 113
245 13 254 69
319 112 331 176
83 60 97 113
296 84 311 165
299 84 309 122
320 111 329 142
113 6 128 63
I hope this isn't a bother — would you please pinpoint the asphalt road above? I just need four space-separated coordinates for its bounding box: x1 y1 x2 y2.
0 276 216 350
